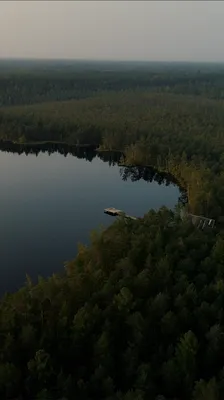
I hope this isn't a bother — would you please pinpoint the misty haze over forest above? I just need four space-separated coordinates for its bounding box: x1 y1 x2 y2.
1 1 224 63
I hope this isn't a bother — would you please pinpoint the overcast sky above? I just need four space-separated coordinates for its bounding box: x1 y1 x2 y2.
0 1 223 62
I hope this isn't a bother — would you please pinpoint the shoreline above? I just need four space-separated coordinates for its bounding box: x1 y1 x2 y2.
9 140 97 148
0 139 187 198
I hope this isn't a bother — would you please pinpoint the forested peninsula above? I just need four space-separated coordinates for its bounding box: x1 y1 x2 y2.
1 60 224 399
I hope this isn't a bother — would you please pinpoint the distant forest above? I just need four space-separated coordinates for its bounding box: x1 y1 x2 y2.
1 60 224 399
1 60 224 106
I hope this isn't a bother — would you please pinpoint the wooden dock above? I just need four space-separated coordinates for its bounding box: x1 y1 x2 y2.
104 207 122 216
180 209 215 229
104 207 215 229
104 208 137 220
188 213 215 229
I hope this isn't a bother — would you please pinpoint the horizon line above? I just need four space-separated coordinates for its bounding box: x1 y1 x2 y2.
0 57 224 65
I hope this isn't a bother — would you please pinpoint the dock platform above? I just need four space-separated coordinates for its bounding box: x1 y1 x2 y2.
104 207 137 220
104 207 122 216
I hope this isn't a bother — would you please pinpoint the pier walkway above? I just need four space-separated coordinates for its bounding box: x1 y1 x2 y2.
104 207 137 220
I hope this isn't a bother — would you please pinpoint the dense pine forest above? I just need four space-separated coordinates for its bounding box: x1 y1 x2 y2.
1 60 224 399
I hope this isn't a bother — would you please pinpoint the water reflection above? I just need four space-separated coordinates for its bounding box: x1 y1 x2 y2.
0 141 122 164
119 165 187 205
0 141 182 294
0 140 187 204
0 141 97 161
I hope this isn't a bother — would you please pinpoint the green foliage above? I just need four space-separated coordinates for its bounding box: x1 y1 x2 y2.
0 61 224 398
0 211 223 399
193 378 219 400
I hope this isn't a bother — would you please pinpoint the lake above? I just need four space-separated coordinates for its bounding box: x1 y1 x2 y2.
0 145 181 295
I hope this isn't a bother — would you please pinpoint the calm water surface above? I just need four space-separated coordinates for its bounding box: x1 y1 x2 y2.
0 149 180 294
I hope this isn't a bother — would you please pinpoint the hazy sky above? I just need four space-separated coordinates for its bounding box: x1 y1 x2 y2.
0 1 224 62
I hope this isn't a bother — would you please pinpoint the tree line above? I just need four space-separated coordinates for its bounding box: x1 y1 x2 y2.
1 60 224 106
1 89 224 218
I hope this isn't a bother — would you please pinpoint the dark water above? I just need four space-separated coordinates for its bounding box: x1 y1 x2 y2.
0 145 181 295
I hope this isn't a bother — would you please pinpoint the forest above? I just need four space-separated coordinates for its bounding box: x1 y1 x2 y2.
1 60 224 399
1 59 224 106
1 89 224 219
